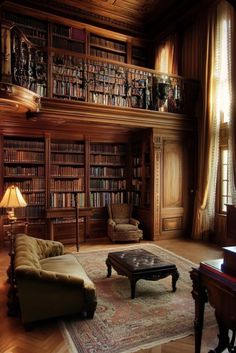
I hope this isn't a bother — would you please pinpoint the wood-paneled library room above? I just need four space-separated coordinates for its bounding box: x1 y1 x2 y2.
0 1 236 352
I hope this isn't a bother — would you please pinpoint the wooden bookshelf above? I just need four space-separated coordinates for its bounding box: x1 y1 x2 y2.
131 46 148 67
1 9 196 115
2 136 46 236
52 53 85 101
90 33 127 63
89 142 128 207
52 23 86 53
50 140 85 208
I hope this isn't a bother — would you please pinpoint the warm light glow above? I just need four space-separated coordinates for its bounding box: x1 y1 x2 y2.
215 18 232 123
0 185 27 220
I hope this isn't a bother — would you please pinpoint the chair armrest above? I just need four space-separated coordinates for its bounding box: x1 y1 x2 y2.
108 218 116 227
130 218 140 226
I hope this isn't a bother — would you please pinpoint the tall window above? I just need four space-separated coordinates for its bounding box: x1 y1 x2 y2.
215 2 233 213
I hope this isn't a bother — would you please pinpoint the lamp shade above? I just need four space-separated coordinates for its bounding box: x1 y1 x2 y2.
0 185 27 208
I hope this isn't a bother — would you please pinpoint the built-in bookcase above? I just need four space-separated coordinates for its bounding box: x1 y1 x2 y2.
52 24 86 53
2 9 195 115
2 136 46 237
89 143 128 207
131 46 148 67
130 142 142 206
90 33 127 63
50 141 85 208
52 53 85 101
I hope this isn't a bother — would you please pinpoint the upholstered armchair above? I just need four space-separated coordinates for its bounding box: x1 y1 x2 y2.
107 203 143 243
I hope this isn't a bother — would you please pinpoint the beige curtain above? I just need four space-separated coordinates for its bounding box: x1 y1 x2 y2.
185 1 235 240
154 34 178 74
181 5 218 240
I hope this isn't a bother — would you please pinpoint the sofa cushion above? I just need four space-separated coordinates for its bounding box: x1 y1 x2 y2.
40 253 95 290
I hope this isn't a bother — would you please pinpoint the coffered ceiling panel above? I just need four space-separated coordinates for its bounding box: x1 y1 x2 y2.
1 0 217 38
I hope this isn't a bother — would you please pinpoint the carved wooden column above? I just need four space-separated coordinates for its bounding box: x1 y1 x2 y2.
153 135 162 239
1 21 12 82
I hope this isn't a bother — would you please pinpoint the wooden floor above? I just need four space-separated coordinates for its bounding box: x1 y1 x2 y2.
0 237 225 353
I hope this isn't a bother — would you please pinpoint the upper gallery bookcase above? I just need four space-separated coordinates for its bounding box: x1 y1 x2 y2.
1 10 196 115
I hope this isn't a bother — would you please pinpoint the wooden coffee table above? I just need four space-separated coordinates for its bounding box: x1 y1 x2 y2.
106 248 179 299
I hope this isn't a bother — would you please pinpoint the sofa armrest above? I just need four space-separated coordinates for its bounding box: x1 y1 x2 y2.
130 218 140 226
35 237 65 257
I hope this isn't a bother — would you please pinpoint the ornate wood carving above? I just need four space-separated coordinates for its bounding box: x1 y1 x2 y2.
153 135 162 239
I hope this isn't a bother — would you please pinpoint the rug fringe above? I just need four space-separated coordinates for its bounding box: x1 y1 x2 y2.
59 321 79 353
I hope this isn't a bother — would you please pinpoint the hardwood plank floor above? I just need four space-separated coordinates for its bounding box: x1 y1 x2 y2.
0 237 225 353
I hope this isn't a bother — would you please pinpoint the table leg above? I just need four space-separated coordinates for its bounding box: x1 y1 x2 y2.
171 269 179 292
208 313 230 353
106 258 112 277
130 278 137 299
190 269 208 353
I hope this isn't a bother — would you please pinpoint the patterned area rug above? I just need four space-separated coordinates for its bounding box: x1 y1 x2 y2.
60 243 215 353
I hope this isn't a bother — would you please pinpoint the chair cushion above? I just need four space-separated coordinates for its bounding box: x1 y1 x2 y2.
115 223 138 232
114 218 130 224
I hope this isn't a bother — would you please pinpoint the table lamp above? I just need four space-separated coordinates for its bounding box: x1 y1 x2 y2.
0 185 27 222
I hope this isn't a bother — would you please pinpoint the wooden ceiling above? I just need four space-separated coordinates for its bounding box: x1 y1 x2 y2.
1 0 213 38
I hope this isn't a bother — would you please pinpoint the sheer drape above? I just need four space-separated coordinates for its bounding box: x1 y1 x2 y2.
154 34 178 74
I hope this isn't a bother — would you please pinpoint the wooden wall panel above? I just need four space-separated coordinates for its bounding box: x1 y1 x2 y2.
163 140 183 208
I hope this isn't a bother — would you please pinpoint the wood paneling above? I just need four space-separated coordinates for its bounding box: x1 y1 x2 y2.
163 140 183 208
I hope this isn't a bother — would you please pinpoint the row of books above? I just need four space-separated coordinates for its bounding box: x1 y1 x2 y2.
90 166 125 177
53 79 84 98
87 62 125 76
89 92 129 106
23 193 45 205
4 179 45 191
4 150 44 162
51 154 84 163
50 179 84 191
4 140 44 149
14 205 45 218
50 192 85 208
88 73 126 85
51 165 84 176
129 192 141 206
90 35 126 52
90 179 126 189
133 167 142 177
91 144 126 154
90 154 125 164
4 166 45 177
90 48 126 62
51 143 84 152
89 83 127 96
90 191 126 207
53 65 83 78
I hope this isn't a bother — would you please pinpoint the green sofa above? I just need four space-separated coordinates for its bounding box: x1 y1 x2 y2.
14 234 97 325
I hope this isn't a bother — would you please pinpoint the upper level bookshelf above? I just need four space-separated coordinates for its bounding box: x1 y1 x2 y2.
52 24 86 53
89 33 127 63
1 9 198 115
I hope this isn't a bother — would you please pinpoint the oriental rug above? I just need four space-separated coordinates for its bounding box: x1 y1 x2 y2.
60 243 215 353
